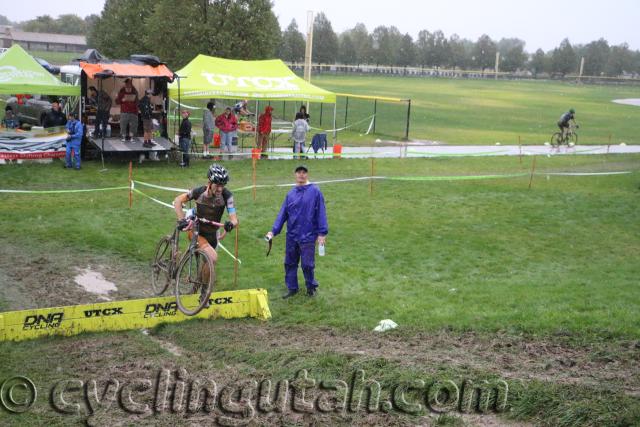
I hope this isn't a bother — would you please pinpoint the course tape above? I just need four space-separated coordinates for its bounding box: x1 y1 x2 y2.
2 168 632 197
0 289 271 342
309 114 376 133
182 150 401 158
169 99 205 111
134 180 188 193
542 171 631 176
406 149 510 157
0 186 128 194
386 173 529 181
133 187 175 209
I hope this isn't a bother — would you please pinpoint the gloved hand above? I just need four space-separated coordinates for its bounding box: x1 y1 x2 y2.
224 220 234 232
177 218 192 231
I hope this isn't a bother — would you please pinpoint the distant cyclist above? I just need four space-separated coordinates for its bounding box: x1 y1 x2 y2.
557 108 578 139
173 164 238 280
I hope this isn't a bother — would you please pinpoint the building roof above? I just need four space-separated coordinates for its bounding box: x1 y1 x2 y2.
7 30 86 46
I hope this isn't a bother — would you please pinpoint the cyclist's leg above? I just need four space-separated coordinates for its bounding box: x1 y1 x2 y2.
198 234 218 284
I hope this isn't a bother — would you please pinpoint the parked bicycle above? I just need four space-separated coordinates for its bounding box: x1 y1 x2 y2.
151 214 227 316
550 123 579 149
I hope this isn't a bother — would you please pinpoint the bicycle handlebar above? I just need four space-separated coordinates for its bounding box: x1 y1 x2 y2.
177 216 228 240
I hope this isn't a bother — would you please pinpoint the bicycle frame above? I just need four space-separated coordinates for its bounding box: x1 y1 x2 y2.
564 123 578 140
167 216 227 277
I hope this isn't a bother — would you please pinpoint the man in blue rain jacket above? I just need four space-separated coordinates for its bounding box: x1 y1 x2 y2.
266 165 328 299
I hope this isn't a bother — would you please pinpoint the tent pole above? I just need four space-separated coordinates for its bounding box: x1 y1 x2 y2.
176 75 180 141
98 77 107 171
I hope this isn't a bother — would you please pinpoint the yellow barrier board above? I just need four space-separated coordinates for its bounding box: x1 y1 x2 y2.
0 289 271 342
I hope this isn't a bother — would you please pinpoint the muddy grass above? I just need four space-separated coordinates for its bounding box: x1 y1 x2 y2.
0 239 638 426
0 237 153 310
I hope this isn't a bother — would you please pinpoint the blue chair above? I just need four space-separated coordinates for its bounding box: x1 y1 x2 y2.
309 132 327 155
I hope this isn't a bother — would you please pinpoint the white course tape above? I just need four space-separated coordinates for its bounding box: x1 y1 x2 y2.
541 171 631 176
169 99 206 111
133 188 175 209
310 114 376 133
134 180 188 193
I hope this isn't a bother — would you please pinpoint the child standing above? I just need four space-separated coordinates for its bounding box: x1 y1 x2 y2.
292 112 309 159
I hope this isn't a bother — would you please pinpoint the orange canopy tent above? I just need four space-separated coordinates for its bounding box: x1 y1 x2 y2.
79 62 174 79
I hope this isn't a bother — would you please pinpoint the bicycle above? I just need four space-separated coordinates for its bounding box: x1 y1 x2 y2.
550 124 579 149
151 215 227 316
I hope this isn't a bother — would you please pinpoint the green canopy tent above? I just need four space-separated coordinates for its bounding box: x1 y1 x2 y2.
0 44 79 96
168 55 337 148
168 55 335 103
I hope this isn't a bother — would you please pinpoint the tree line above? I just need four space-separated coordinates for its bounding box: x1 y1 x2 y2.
282 13 640 77
3 3 640 77
0 14 97 35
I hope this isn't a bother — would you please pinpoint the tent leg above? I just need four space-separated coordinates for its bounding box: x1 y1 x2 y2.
333 103 337 143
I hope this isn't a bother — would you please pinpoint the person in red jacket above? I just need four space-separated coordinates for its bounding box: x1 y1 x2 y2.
115 78 139 142
215 107 238 154
257 105 273 158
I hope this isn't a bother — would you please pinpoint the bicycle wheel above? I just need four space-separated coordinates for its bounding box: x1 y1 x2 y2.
175 248 215 316
569 133 578 146
151 236 173 295
550 133 563 148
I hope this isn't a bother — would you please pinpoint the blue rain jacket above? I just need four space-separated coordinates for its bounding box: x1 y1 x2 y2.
272 183 328 243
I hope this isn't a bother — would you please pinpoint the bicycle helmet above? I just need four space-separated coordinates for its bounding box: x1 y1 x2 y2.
207 164 229 185
569 108 575 114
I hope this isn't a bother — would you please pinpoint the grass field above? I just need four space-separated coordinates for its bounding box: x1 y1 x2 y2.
170 75 640 146
312 75 640 145
26 50 78 66
0 154 639 426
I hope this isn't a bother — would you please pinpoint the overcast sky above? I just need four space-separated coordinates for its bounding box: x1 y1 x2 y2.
2 0 639 51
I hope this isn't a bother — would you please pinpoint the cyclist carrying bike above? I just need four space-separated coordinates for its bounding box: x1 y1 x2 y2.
557 108 578 138
173 164 238 277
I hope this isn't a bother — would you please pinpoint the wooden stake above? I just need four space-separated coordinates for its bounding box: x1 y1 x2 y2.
528 156 537 189
128 161 133 208
233 224 239 288
252 157 257 201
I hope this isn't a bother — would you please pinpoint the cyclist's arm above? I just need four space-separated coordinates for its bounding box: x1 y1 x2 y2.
226 195 239 228
173 193 190 219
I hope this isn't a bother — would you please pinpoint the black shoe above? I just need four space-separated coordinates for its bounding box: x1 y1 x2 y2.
282 289 298 299
199 291 211 309
306 288 317 297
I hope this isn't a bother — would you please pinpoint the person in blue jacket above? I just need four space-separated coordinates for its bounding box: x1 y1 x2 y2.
64 112 84 170
266 165 328 299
